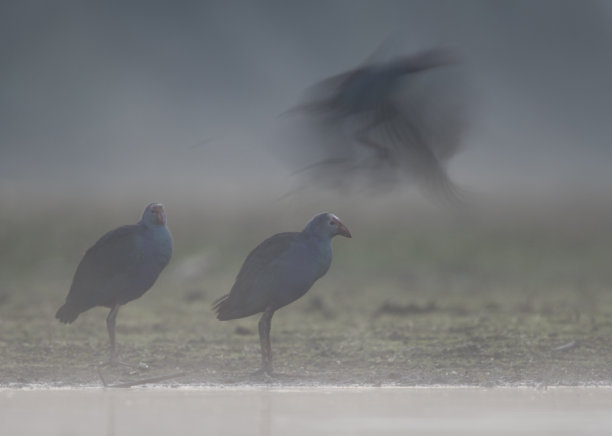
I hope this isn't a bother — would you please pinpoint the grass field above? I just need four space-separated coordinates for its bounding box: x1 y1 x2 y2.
1 186 611 387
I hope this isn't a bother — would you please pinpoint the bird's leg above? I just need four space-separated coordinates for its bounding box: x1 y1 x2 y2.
98 304 136 368
97 304 133 368
258 307 275 375
106 304 120 363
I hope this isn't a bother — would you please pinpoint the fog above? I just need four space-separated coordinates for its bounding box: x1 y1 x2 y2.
2 0 612 199
4 7 612 433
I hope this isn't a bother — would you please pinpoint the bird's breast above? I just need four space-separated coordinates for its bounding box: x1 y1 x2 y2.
138 228 173 270
287 238 332 282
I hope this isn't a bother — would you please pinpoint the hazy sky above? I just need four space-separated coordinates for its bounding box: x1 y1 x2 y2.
2 0 611 195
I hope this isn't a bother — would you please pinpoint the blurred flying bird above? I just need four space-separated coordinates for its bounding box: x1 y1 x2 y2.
56 203 173 365
285 47 468 201
213 212 351 375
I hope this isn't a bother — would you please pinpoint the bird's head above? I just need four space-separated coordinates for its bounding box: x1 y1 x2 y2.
142 203 167 226
304 213 352 239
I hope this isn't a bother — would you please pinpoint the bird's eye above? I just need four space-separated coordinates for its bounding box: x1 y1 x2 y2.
329 220 336 226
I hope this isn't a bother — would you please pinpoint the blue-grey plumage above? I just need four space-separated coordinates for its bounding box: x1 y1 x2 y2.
213 213 351 374
286 47 467 202
56 203 172 363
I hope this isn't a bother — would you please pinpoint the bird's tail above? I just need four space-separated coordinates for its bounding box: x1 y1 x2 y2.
211 295 232 321
55 302 80 324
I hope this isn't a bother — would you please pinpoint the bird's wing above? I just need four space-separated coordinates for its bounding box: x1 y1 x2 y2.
284 68 364 115
212 232 298 317
389 48 459 75
309 68 362 95
234 232 297 286
66 225 142 304
376 104 466 203
227 232 297 299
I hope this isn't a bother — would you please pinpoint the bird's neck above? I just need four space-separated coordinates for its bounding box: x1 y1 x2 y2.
303 232 333 252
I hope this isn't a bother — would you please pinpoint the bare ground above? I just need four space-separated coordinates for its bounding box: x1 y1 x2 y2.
1 191 611 387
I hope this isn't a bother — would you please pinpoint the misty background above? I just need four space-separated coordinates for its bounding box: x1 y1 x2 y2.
3 1 612 392
2 0 611 204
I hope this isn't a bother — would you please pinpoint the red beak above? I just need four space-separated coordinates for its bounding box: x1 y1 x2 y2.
151 205 166 225
337 222 352 238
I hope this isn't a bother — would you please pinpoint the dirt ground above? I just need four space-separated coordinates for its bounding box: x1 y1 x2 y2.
1 190 611 388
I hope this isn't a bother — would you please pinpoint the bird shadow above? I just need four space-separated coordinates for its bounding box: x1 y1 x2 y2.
95 362 186 388
239 368 305 384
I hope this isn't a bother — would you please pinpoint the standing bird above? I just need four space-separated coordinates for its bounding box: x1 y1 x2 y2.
213 213 351 375
285 47 468 201
56 203 173 365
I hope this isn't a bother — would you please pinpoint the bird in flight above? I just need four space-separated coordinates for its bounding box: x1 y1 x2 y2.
285 47 468 202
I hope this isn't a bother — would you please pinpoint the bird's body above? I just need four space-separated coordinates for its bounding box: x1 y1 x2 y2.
56 203 172 363
215 231 331 320
213 213 351 374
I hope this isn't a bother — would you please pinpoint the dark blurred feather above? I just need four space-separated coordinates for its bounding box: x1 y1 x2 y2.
285 47 469 202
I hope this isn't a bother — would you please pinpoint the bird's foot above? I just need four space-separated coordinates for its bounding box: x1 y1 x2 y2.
96 359 151 387
249 366 295 380
97 357 149 370
97 359 130 368
251 367 274 377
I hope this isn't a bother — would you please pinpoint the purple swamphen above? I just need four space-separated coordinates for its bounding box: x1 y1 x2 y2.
286 47 467 201
56 203 173 365
213 212 351 375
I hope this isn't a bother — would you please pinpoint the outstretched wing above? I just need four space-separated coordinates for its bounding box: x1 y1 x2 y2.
283 68 364 117
283 46 468 202
377 106 466 203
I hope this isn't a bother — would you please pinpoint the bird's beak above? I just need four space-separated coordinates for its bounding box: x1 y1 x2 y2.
337 222 352 238
151 204 166 225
